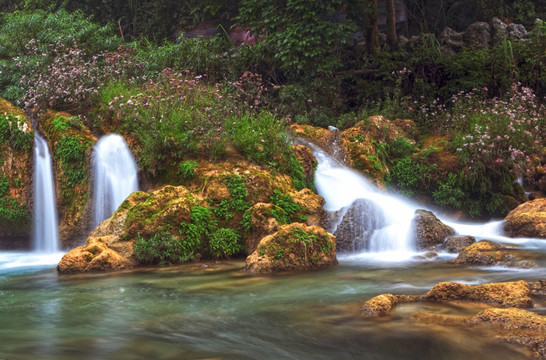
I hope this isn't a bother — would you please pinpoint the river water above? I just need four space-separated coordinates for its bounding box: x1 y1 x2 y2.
1 252 545 360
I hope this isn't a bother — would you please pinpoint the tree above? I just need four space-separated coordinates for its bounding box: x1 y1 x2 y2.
385 0 397 47
238 0 350 78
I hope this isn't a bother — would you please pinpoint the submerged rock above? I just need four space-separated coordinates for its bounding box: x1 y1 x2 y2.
450 240 536 268
413 209 455 250
422 280 533 308
504 198 546 239
361 294 398 317
243 223 337 274
334 198 385 253
444 236 475 253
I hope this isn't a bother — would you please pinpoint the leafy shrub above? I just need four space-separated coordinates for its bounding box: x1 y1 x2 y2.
269 189 304 224
389 137 415 158
213 176 251 222
133 230 195 265
177 160 198 180
209 228 243 258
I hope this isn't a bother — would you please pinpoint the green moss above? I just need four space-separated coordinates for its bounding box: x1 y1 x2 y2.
212 175 251 222
0 175 29 228
0 114 33 151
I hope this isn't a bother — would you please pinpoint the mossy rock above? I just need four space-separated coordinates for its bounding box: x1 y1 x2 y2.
504 198 546 238
450 240 536 268
289 124 336 151
38 111 97 248
413 209 455 250
0 98 34 249
243 223 337 274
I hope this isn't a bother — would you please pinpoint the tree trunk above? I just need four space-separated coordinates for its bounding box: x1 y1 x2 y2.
365 0 379 53
386 0 397 48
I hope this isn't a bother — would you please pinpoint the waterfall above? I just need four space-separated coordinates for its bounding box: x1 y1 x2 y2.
33 134 60 253
309 142 418 257
93 134 138 227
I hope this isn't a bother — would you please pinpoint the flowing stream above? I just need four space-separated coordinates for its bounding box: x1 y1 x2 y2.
0 140 545 359
93 134 139 227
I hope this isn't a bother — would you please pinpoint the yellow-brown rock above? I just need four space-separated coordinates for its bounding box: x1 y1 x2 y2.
243 223 337 274
422 280 533 308
292 144 317 189
57 237 133 273
361 294 397 317
504 198 546 239
0 98 34 249
450 240 536 268
290 124 336 151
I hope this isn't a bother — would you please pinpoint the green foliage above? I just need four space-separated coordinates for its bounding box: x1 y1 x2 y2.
238 0 351 78
389 137 415 158
213 176 251 222
209 228 243 258
0 175 29 228
0 115 33 151
133 230 194 265
177 160 198 180
270 189 304 225
386 157 438 196
432 172 465 209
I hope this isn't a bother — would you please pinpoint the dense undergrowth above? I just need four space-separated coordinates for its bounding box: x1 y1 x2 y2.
0 7 544 221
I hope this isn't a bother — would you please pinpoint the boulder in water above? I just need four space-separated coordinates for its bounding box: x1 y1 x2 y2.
361 294 398 317
243 223 337 274
503 198 546 239
57 237 133 273
450 240 536 268
413 209 455 250
334 198 385 253
444 236 475 253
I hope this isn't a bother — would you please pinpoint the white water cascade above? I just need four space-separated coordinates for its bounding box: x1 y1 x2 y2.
93 134 139 227
33 133 60 253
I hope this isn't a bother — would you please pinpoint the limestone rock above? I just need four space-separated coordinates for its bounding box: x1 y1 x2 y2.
450 240 535 268
334 198 385 253
423 280 533 308
413 209 455 250
504 198 546 238
530 280 546 296
289 124 336 152
361 294 397 317
0 98 34 249
507 23 528 40
243 223 337 274
292 144 317 190
463 22 491 47
444 236 475 253
491 17 508 45
244 202 280 254
439 27 464 54
57 237 133 274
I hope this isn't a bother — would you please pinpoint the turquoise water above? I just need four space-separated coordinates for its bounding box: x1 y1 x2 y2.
1 253 544 360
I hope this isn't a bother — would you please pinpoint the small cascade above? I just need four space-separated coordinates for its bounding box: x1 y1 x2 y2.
308 141 419 257
33 133 60 253
93 134 138 226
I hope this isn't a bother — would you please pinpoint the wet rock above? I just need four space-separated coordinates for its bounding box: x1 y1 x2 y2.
450 240 535 268
504 198 546 238
243 223 337 274
444 236 476 253
530 280 546 296
438 27 464 54
290 124 336 153
463 22 491 47
361 294 397 317
245 203 280 254
472 308 546 359
423 280 533 308
292 188 326 229
413 209 455 250
0 98 34 249
334 198 385 253
57 237 133 273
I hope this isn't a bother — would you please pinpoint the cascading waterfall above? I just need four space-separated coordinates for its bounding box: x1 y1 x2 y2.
93 134 138 227
33 133 60 253
308 141 419 258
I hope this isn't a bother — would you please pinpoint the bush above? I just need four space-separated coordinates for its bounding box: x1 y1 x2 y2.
133 230 195 265
177 160 198 180
209 228 243 258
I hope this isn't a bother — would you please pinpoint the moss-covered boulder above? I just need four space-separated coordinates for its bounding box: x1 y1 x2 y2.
450 240 536 268
360 294 398 317
39 111 97 248
504 198 546 239
0 98 34 249
290 124 337 152
339 115 413 184
413 209 455 250
243 223 337 274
